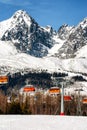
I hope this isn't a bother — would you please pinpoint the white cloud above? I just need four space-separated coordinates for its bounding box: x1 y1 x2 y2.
0 0 31 6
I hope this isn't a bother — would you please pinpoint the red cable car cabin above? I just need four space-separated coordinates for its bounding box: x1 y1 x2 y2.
23 85 35 92
64 95 72 101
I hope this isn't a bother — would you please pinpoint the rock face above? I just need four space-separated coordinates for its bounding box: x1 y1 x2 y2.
56 18 87 58
58 24 75 40
1 10 55 57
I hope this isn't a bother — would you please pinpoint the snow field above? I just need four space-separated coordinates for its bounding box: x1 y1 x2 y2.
0 115 87 130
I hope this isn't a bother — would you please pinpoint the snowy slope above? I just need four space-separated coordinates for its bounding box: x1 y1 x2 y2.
75 45 87 58
0 41 18 57
61 58 87 73
0 18 12 38
0 53 61 74
0 39 87 74
0 115 87 130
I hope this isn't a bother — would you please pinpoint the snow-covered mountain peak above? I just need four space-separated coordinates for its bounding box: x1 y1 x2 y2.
0 10 56 57
11 10 33 27
13 10 28 17
44 25 54 33
78 17 87 29
58 24 75 40
0 10 34 39
55 17 87 59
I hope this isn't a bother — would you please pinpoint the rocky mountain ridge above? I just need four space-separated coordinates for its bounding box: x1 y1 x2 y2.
0 10 87 59
56 18 87 58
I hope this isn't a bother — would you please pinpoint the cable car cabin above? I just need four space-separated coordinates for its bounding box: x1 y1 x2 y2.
82 98 87 104
23 85 35 92
64 95 72 101
0 76 8 84
49 87 60 95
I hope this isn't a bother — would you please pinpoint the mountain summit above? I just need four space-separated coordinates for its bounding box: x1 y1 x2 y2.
1 10 57 57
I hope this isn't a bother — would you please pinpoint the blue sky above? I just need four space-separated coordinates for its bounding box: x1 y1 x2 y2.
0 0 87 30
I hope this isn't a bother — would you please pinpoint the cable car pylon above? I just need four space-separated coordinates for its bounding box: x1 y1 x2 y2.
60 82 65 115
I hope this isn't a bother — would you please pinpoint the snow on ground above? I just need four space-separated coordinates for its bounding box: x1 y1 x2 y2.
1 50 87 74
75 45 87 58
0 115 87 130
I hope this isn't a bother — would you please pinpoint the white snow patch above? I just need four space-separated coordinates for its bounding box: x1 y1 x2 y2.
75 45 87 58
62 58 87 73
0 41 18 57
0 115 87 130
48 38 65 56
0 18 12 38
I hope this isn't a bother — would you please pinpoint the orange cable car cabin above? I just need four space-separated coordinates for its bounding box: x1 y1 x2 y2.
0 76 8 84
49 87 60 95
82 98 87 104
23 85 35 92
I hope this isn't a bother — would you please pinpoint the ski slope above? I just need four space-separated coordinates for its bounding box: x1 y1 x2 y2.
0 115 87 130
